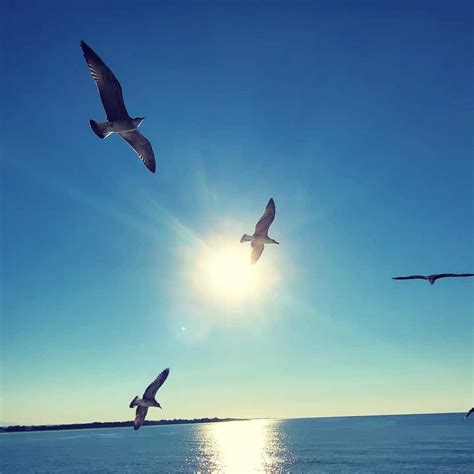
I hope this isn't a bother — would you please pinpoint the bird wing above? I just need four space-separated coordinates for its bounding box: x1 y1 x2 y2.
465 408 474 419
392 275 427 280
120 131 156 173
251 242 264 265
255 198 276 236
80 40 130 121
134 406 148 430
433 273 474 280
143 368 170 400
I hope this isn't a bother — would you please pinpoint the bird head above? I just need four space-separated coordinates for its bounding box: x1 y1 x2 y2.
134 117 145 126
272 239 280 244
427 277 435 285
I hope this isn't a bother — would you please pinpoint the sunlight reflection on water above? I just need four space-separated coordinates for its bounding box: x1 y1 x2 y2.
194 420 287 473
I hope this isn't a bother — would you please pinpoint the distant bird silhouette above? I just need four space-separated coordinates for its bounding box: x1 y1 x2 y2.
465 408 474 420
130 368 169 430
392 273 474 285
80 40 156 173
241 198 279 264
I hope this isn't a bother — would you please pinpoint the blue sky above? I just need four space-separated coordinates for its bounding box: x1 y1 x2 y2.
1 0 472 424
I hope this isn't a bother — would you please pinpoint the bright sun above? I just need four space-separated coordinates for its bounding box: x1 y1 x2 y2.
192 246 264 305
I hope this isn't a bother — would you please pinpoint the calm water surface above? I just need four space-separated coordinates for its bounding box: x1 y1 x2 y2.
1 414 472 473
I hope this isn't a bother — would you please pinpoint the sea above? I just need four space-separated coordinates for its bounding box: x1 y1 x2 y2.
1 413 472 473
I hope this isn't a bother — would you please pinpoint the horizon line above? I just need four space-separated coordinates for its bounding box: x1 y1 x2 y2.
1 410 469 431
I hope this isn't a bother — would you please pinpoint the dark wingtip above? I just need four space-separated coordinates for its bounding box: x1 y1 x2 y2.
146 161 156 173
80 40 96 58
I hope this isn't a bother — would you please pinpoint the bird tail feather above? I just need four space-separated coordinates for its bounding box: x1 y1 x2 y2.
89 119 112 139
240 234 252 243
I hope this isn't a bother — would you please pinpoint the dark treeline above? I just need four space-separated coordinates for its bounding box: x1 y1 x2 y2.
1 417 245 433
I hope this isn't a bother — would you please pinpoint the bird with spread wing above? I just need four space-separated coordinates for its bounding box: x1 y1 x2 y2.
80 40 156 173
129 368 169 430
392 273 474 285
241 198 279 264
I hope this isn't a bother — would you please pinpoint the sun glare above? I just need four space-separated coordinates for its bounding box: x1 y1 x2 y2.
197 420 286 472
193 246 263 304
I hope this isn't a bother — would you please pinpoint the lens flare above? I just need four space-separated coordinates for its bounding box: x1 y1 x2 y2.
193 246 263 304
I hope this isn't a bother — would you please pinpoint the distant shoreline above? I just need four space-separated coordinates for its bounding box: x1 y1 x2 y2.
0 417 247 433
1 412 465 433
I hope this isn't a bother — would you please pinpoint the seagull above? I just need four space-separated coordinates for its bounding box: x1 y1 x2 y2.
129 368 169 430
80 40 156 173
241 198 279 264
392 273 474 285
465 408 474 420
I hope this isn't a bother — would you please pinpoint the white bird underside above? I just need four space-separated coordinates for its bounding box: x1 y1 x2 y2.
251 242 264 265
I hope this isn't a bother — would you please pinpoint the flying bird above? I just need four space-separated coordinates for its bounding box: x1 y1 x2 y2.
241 198 279 264
129 368 169 430
465 408 474 420
392 273 474 285
80 40 156 173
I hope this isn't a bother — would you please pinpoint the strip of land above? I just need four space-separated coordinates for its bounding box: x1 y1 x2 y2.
0 417 246 433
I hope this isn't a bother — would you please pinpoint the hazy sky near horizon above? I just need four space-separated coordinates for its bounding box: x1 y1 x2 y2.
1 0 473 425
